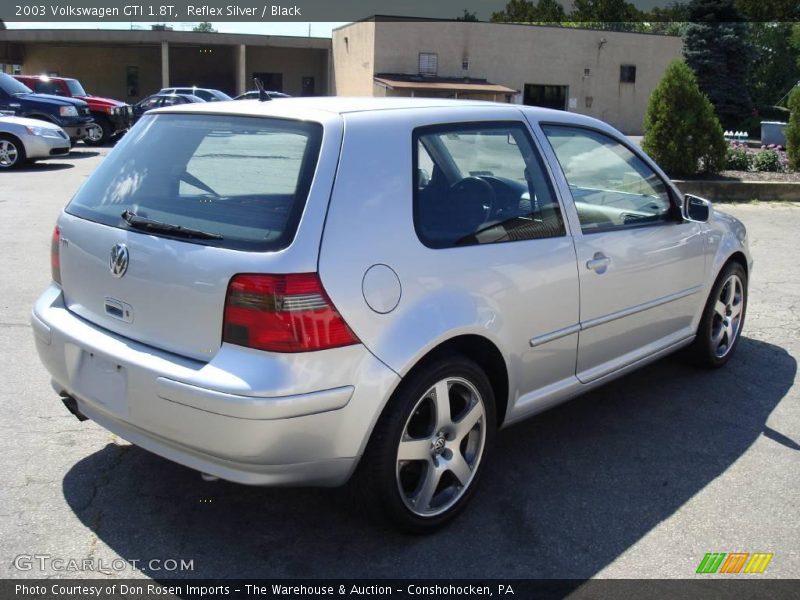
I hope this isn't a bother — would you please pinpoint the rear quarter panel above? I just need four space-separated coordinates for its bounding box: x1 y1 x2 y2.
319 106 580 420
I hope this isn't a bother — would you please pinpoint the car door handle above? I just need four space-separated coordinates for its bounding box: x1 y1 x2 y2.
586 253 611 273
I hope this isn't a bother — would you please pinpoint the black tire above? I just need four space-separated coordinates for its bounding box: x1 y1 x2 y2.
685 261 748 368
355 355 496 533
83 116 112 146
0 134 26 169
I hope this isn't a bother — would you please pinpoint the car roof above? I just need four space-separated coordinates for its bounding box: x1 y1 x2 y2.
150 96 622 136
154 96 580 121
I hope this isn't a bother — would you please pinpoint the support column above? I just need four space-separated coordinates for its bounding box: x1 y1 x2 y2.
160 41 169 88
235 44 246 95
325 48 332 95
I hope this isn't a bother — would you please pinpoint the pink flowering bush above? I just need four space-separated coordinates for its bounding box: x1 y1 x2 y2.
726 141 790 173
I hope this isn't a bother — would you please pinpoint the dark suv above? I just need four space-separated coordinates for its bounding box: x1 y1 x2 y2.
0 73 94 142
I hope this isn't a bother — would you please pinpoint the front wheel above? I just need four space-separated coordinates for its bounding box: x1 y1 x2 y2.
686 261 747 368
0 134 25 169
358 356 495 533
83 119 109 146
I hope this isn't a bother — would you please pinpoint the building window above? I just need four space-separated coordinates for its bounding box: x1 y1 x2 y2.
620 65 636 83
418 53 438 76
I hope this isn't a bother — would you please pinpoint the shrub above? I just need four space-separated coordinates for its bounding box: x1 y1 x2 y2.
642 60 728 177
787 87 800 171
726 143 753 170
752 149 785 172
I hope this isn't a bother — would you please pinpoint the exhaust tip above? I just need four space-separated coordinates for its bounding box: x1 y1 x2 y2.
200 473 219 482
60 394 88 422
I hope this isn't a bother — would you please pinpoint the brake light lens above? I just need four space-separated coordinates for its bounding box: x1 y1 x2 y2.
51 226 61 284
223 273 359 353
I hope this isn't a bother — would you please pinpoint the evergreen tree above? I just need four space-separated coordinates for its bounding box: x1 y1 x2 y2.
683 0 751 129
642 60 727 176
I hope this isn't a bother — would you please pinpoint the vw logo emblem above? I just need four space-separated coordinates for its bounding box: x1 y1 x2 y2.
432 436 446 454
109 244 129 278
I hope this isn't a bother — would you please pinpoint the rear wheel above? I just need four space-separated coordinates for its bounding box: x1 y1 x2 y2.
0 134 25 169
358 356 495 533
686 261 747 368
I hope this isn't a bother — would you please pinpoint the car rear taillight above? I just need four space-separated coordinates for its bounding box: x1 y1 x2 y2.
223 273 359 353
51 226 61 284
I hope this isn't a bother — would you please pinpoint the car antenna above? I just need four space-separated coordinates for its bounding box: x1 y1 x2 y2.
254 77 271 102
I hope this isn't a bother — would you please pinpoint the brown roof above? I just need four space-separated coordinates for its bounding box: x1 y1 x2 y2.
374 76 517 94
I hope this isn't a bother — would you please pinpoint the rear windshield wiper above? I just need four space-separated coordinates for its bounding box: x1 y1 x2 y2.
121 210 223 240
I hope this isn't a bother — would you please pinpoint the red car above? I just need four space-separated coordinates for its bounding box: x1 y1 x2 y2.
14 75 132 145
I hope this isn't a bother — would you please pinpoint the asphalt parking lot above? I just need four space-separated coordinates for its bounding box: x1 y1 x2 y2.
0 148 798 580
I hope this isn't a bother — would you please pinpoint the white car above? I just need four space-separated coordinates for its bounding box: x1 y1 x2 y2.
0 115 71 169
32 98 751 532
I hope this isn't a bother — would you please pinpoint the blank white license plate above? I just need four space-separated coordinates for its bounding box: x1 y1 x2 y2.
74 351 128 417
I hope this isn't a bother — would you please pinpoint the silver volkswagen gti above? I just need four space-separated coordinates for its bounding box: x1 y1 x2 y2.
32 98 751 532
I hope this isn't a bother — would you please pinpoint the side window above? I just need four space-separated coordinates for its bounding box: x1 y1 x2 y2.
542 125 674 233
413 122 565 249
139 97 161 110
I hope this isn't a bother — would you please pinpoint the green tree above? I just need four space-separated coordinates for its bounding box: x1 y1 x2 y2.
786 87 800 170
792 24 800 70
491 0 566 22
643 2 689 36
683 0 751 129
193 22 216 32
569 0 645 31
570 0 641 22
456 9 479 21
734 0 799 20
748 23 800 111
642 60 727 176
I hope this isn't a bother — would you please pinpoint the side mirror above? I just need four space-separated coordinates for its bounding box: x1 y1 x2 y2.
683 194 711 223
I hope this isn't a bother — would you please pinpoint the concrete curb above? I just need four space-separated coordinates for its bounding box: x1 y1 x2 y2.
672 179 800 202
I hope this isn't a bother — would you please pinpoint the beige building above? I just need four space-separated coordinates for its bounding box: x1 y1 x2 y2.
2 20 682 133
0 29 331 101
333 19 684 134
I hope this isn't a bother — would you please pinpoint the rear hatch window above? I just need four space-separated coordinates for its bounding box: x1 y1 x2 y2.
66 113 323 251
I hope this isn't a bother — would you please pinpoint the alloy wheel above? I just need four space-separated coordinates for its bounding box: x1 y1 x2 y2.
396 376 486 517
0 139 19 167
711 274 744 358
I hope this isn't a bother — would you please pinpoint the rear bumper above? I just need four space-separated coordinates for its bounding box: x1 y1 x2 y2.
32 285 400 486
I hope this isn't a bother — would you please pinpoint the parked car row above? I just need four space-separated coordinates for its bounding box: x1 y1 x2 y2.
0 74 95 146
13 75 132 145
1 78 291 168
